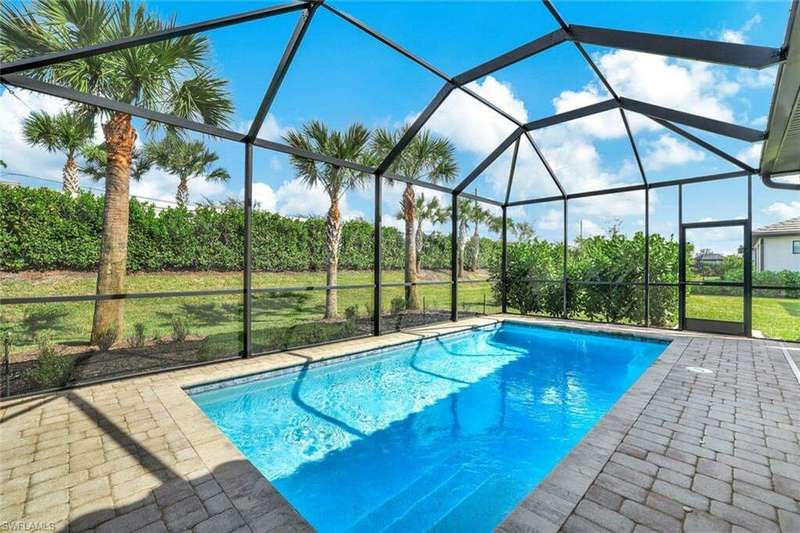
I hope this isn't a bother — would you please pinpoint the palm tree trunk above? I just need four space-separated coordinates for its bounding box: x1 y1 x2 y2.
458 219 467 279
415 221 423 275
324 196 342 319
63 155 80 197
403 183 419 310
91 112 136 344
471 223 480 272
176 176 189 206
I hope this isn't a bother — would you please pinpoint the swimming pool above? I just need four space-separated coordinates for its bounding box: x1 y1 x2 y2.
190 322 667 532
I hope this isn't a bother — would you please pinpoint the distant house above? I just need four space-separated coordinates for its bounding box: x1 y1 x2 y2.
694 251 724 266
752 217 800 273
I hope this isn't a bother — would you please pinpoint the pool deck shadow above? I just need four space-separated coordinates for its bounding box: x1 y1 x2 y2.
1 315 798 532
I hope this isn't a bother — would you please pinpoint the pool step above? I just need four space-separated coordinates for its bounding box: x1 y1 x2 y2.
429 474 529 532
381 466 487 532
346 458 463 532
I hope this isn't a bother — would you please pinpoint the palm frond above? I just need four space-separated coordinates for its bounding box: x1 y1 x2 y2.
22 110 94 156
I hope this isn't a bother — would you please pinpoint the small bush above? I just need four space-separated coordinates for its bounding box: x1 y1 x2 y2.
390 297 406 315
170 317 189 343
196 337 215 361
96 327 118 351
344 305 359 321
127 323 146 348
24 337 73 388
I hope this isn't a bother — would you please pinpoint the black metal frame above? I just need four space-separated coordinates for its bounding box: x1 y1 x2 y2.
0 0 796 375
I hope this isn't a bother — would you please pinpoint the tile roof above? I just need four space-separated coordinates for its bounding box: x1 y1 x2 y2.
752 216 800 236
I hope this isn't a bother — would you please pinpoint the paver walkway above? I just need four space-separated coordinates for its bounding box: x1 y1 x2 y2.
501 334 800 533
1 316 798 532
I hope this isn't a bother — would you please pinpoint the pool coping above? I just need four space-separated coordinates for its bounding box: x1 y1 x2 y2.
0 315 768 532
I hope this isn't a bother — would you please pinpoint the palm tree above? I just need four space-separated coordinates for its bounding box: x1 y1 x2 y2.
454 197 471 278
415 195 448 274
395 193 448 275
285 121 373 319
467 194 489 272
1 1 234 344
22 110 94 195
80 143 153 183
511 221 536 242
372 129 457 309
145 133 230 206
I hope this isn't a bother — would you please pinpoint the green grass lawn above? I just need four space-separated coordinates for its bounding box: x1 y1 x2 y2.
2 271 796 357
1 270 499 353
688 293 799 341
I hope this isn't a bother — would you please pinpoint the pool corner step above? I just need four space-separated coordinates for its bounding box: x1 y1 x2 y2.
428 473 529 533
381 466 487 532
345 457 463 532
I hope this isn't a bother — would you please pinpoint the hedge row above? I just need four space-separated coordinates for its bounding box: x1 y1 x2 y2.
490 234 680 326
0 185 498 272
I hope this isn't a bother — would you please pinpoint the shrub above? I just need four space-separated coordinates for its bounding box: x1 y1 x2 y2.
0 185 471 273
95 327 118 351
390 297 406 315
493 232 680 326
170 317 189 343
127 323 146 348
344 305 359 321
24 337 73 388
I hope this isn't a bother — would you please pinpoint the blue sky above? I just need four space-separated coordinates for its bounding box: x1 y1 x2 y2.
1 0 797 254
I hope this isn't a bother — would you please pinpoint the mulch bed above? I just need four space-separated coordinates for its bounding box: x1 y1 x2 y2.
1 310 479 398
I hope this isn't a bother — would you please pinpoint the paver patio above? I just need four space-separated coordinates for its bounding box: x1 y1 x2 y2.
1 315 798 533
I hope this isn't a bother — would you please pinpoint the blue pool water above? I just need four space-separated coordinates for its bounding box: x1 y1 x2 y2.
191 322 666 532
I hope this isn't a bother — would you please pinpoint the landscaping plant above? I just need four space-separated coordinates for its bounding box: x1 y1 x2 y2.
372 128 457 309
285 122 374 319
23 336 74 388
1 0 234 344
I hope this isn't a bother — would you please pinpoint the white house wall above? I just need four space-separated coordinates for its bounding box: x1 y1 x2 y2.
761 235 800 272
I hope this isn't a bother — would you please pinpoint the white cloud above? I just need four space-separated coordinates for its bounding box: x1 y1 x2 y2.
237 113 288 141
689 218 743 253
573 189 646 219
251 182 277 212
720 14 762 44
720 29 746 44
126 167 229 208
258 114 288 141
717 15 776 90
575 218 604 238
419 76 533 201
0 88 70 179
249 177 366 221
552 90 628 139
425 76 525 156
642 134 706 171
598 51 737 122
764 201 800 220
381 213 405 232
274 178 330 217
540 48 741 143
738 66 778 89
538 208 562 231
737 142 762 167
750 115 768 129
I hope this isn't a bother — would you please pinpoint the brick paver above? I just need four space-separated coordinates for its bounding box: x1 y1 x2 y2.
501 329 799 533
0 318 497 532
2 316 797 532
